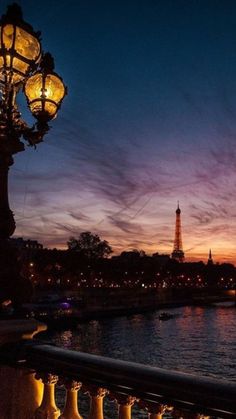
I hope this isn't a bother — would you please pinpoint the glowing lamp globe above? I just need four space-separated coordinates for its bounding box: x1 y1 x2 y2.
24 53 66 122
0 4 41 84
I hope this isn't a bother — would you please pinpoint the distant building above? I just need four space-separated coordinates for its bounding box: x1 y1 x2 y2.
207 249 214 265
10 237 43 250
171 202 185 262
152 253 170 266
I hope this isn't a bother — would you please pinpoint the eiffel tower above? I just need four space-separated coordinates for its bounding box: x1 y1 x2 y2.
171 202 185 262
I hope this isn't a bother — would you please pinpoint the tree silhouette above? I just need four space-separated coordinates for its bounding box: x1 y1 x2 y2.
67 232 112 260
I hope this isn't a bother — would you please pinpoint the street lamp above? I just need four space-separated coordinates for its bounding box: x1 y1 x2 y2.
0 4 66 303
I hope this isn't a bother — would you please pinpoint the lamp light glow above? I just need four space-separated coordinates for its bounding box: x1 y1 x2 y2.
24 52 66 122
0 4 41 84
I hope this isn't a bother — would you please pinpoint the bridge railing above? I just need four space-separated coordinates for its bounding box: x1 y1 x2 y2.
0 320 235 419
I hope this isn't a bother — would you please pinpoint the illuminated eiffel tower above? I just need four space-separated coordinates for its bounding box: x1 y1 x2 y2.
171 202 185 262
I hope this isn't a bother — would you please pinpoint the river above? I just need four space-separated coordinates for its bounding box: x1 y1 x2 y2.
43 304 236 381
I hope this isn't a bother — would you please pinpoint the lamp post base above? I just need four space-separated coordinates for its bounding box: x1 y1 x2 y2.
0 154 32 306
0 239 33 307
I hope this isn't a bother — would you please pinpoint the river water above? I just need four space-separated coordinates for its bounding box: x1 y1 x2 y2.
46 304 236 381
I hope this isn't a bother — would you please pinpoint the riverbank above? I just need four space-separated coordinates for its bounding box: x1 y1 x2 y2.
28 287 235 329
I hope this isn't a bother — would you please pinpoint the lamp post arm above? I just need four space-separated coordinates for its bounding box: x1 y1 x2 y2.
22 122 50 147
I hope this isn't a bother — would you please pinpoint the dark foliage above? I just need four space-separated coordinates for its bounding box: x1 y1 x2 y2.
67 232 112 260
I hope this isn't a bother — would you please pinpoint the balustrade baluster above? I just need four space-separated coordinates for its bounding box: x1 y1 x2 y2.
59 380 82 419
116 395 136 419
84 385 108 419
138 400 171 419
35 373 60 419
148 403 167 419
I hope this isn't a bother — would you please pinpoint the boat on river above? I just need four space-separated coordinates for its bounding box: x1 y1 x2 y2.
159 312 174 320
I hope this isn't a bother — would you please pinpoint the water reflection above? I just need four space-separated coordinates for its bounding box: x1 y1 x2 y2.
44 305 236 381
57 330 73 348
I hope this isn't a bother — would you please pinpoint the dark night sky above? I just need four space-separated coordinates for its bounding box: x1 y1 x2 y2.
3 0 236 262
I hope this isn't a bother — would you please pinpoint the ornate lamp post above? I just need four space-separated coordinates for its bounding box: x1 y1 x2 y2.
0 3 66 303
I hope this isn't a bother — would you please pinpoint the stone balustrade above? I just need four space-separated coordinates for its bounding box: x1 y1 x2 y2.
0 320 235 419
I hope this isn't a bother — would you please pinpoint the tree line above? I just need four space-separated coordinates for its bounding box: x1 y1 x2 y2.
20 231 236 291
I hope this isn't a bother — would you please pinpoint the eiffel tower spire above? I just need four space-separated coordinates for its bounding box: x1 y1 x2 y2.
207 249 213 265
171 202 185 262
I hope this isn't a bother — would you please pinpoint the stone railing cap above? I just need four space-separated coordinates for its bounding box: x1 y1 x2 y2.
0 319 47 345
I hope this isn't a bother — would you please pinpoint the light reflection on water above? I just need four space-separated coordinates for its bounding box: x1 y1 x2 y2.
43 305 236 381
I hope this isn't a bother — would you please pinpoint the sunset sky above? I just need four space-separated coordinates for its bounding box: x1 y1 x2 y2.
4 0 236 263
